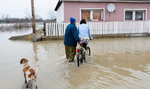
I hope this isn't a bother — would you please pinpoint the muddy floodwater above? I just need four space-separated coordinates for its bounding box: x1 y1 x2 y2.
1 30 150 89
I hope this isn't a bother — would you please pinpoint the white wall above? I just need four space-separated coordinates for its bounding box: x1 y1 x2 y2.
56 2 64 23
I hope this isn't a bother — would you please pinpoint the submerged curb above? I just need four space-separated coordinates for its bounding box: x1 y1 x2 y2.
9 29 44 41
9 33 150 41
42 33 150 40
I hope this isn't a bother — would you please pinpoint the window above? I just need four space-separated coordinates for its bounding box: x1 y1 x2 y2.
81 9 104 21
125 11 133 20
125 10 145 21
93 10 102 20
135 11 144 20
81 10 90 21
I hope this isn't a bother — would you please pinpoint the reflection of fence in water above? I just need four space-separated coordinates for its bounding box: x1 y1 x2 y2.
92 38 150 55
45 21 150 36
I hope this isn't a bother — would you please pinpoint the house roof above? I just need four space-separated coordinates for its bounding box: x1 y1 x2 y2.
61 0 150 2
55 0 150 11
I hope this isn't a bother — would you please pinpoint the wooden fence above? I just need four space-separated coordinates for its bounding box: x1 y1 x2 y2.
45 21 150 36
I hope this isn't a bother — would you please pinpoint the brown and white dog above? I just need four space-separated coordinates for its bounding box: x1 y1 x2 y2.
20 58 37 89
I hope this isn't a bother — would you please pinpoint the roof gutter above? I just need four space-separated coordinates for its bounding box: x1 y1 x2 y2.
55 0 150 11
55 0 62 11
61 0 150 3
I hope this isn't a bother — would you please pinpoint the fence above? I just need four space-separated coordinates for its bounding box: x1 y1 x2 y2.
45 21 150 36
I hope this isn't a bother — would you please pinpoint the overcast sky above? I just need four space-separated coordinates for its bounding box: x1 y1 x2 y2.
0 0 58 19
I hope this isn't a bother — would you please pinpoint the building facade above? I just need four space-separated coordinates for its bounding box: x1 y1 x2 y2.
55 0 150 23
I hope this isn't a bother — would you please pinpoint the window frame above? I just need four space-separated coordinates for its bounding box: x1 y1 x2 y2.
80 8 105 21
124 9 147 21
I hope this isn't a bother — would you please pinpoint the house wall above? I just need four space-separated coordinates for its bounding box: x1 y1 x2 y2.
63 2 150 22
57 2 64 23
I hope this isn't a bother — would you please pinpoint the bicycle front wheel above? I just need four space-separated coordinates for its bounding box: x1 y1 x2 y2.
77 53 82 67
86 47 91 56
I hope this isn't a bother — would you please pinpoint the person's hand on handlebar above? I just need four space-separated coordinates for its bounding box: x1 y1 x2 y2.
78 41 84 45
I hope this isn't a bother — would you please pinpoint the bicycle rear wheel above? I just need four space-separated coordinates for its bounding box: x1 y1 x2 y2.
86 47 91 56
82 51 86 62
77 53 82 67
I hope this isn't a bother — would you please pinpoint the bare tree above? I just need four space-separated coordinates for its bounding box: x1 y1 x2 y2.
0 14 10 23
49 11 56 20
24 10 43 22
24 9 32 19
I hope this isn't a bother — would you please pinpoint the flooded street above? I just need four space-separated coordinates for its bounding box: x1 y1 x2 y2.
1 30 150 89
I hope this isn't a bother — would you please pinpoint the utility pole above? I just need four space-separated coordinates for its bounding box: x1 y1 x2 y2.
31 0 36 33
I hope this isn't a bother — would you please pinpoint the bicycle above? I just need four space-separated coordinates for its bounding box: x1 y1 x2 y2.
76 43 91 67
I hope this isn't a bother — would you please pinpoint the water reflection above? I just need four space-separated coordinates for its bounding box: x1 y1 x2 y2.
90 38 150 55
1 30 150 89
32 42 40 71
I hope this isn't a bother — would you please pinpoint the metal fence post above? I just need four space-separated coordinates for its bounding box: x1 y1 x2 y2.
43 22 46 36
148 20 150 33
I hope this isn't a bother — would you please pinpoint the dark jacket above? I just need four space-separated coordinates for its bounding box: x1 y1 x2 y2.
64 24 80 46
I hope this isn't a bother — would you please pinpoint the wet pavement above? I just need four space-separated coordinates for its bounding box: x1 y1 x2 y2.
0 30 150 89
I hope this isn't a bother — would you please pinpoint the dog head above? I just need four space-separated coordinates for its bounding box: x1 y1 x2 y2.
20 58 28 64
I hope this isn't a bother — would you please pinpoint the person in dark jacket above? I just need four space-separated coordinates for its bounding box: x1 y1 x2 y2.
64 17 81 62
